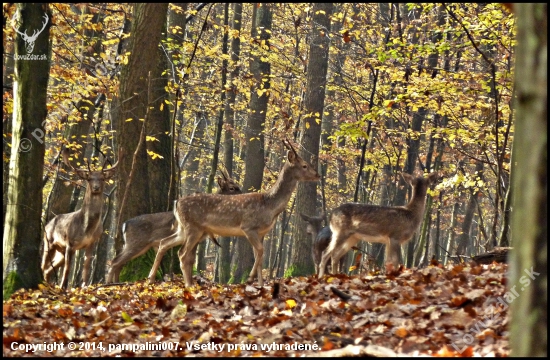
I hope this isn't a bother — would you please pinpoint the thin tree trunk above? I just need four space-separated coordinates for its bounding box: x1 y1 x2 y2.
456 160 484 255
232 3 272 284
218 3 242 284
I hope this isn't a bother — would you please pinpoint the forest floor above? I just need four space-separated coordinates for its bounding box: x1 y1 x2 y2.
3 261 511 357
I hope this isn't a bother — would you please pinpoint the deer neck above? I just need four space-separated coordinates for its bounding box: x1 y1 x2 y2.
311 231 319 244
79 189 104 232
406 183 429 221
264 164 299 213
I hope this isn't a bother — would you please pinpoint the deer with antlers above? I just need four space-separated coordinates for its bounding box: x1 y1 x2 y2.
318 172 438 278
148 140 320 287
106 169 241 283
42 149 120 289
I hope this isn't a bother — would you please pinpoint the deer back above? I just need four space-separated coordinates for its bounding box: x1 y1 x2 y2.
330 173 438 245
174 149 320 238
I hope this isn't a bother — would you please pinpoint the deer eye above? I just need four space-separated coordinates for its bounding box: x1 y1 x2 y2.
302 165 307 169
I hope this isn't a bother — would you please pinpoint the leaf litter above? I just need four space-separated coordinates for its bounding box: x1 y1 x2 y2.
3 262 510 357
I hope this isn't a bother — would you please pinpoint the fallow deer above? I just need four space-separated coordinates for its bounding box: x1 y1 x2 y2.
299 212 344 275
149 140 320 287
318 172 438 278
107 171 241 283
42 149 120 289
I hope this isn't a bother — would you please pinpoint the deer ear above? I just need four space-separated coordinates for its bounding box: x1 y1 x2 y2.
217 176 224 188
287 149 297 162
401 173 413 184
428 172 438 183
75 169 90 180
299 213 310 222
102 168 117 180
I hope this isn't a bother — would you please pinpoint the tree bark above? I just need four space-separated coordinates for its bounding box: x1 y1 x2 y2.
219 3 243 284
290 2 333 277
232 3 272 284
509 3 547 357
112 3 169 280
3 3 51 295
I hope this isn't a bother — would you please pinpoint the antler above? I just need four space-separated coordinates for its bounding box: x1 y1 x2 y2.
282 138 299 157
103 147 123 172
61 146 78 173
61 145 93 174
218 162 231 182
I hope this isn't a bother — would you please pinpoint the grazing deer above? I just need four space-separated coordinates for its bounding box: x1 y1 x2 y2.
106 171 241 283
318 172 438 278
299 213 345 275
149 140 320 287
42 150 120 289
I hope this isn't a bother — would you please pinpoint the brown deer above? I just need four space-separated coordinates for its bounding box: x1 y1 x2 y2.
42 150 120 289
299 212 344 275
149 140 320 287
106 171 241 283
318 172 438 278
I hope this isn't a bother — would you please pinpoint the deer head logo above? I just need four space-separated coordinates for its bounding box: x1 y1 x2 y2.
11 12 49 54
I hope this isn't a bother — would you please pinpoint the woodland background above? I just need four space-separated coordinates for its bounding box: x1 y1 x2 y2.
2 3 546 357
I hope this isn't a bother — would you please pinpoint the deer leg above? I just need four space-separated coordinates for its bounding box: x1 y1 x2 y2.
330 245 348 275
60 245 72 289
385 238 401 270
243 231 264 287
108 241 154 283
42 240 55 283
147 232 179 283
180 249 195 287
41 237 51 279
339 256 346 274
178 241 199 286
319 230 351 277
334 233 361 274
177 229 205 287
318 236 339 277
318 249 331 278
312 240 322 275
43 248 64 284
81 245 94 287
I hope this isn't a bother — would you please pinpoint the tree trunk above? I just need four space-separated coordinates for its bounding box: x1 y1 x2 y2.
112 3 168 280
509 3 547 357
3 3 51 295
232 3 272 284
290 2 333 277
3 31 15 226
146 18 173 215
456 160 484 255
218 3 243 284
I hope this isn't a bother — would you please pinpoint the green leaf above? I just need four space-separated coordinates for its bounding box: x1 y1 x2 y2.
121 311 133 323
